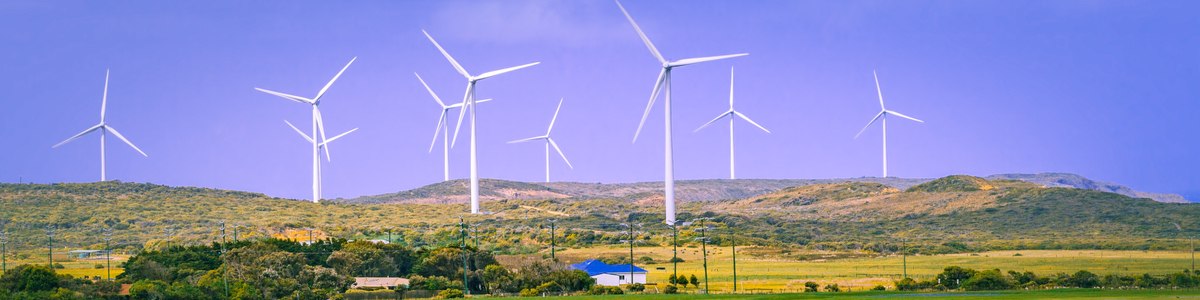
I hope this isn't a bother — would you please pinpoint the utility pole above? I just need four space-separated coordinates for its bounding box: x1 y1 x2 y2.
460 217 469 295
902 237 908 279
671 221 678 287
698 225 710 294
1 227 8 273
622 220 639 286
220 221 229 298
164 227 174 252
103 228 113 280
47 225 55 267
731 223 737 293
308 228 314 244
233 224 240 242
549 220 556 261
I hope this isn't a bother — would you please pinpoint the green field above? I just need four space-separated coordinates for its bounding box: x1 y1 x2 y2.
511 289 1200 299
556 246 1197 292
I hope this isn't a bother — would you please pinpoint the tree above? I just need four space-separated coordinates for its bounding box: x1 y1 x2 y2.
128 280 169 300
824 283 841 292
962 269 1012 291
0 264 61 292
1067 270 1099 288
937 266 976 289
804 281 819 292
689 274 699 288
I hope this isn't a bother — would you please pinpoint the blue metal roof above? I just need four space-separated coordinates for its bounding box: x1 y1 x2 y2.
569 259 647 276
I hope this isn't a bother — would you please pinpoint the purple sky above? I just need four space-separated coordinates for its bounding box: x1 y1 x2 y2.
1 0 1197 201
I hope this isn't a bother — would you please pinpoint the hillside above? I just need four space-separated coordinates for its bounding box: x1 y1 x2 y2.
987 173 1188 203
0 175 1195 256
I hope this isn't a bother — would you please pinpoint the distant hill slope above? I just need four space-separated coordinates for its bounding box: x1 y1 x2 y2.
343 173 1186 204
986 173 1188 203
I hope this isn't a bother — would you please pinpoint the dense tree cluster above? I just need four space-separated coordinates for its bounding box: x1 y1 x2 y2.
896 266 1200 291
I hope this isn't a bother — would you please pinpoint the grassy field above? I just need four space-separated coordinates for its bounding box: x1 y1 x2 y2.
511 289 1200 299
555 246 1197 293
0 251 125 279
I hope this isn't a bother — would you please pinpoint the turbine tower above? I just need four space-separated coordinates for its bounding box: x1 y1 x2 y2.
854 70 924 178
616 0 748 225
509 98 573 183
694 67 770 180
256 58 359 203
415 73 491 182
52 70 148 181
422 29 540 214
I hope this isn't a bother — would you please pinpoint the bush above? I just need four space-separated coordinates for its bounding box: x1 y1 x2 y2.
587 285 623 295
872 285 886 291
53 263 65 269
1068 270 1099 288
0 264 60 292
803 281 819 292
626 282 645 292
437 288 464 299
663 285 679 294
962 269 1012 291
519 288 539 297
824 283 841 292
668 257 685 263
94 264 105 269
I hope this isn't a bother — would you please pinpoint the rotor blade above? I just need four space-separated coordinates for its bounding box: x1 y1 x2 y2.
694 111 732 133
451 83 472 148
284 120 315 144
422 29 470 78
873 69 885 110
669 53 748 68
314 57 356 102
101 69 109 122
255 88 314 104
854 111 885 139
104 125 148 157
52 123 104 148
614 0 666 64
548 138 573 169
474 62 540 81
322 128 358 145
447 98 492 108
546 98 564 135
428 111 446 153
315 109 331 161
507 135 546 144
728 66 735 109
632 68 667 143
729 111 768 133
886 110 924 123
414 72 445 107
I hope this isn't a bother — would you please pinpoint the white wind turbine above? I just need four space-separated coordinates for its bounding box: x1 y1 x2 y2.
694 67 770 180
508 98 573 183
854 70 924 178
255 58 359 203
616 0 748 225
415 72 491 182
52 70 148 181
422 29 540 214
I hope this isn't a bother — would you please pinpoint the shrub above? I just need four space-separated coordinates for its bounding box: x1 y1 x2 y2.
53 263 65 269
803 281 819 292
663 285 679 294
519 288 540 297
94 264 105 269
437 288 464 299
626 282 645 292
668 257 685 263
872 285 886 291
962 269 1012 291
0 264 60 292
1068 270 1099 288
824 283 841 292
587 285 623 295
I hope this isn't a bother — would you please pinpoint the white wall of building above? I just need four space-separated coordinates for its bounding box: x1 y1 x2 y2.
592 272 646 286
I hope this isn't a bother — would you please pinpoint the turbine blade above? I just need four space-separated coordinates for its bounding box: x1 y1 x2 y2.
507 136 546 144
451 83 472 148
284 120 315 144
429 111 446 153
448 98 492 109
548 138 573 169
314 57 356 102
734 111 771 133
614 0 666 64
315 109 331 161
886 110 924 123
546 98 564 135
669 53 748 68
255 88 314 104
52 123 104 148
101 69 109 122
322 128 358 145
873 69 885 110
694 111 732 133
422 29 470 78
854 111 885 139
414 72 446 107
474 62 540 81
633 68 666 143
728 66 735 109
104 125 148 157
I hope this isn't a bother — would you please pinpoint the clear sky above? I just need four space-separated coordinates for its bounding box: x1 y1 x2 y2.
0 0 1196 201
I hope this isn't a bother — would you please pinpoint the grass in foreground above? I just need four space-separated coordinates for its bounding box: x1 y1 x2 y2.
510 288 1200 299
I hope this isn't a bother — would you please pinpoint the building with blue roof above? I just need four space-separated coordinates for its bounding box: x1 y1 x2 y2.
569 259 647 286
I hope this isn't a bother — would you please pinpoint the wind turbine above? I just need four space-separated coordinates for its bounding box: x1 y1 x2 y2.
52 70 148 181
854 70 924 178
694 67 769 180
415 72 491 182
616 0 748 225
422 29 540 214
508 98 573 183
255 57 359 203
